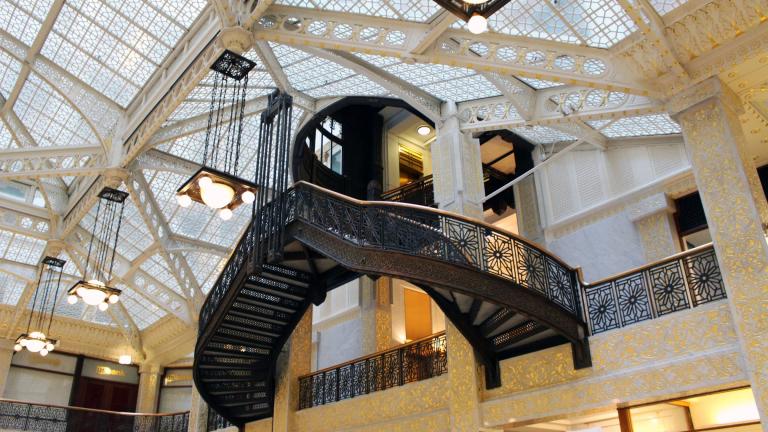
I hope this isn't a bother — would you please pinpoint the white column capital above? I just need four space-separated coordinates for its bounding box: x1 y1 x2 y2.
667 77 743 119
627 192 675 222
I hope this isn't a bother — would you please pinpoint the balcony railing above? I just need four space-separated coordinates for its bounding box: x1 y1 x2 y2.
0 398 189 432
583 244 726 334
206 407 233 431
298 332 447 409
380 175 435 207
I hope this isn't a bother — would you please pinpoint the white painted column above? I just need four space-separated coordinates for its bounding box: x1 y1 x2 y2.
188 384 209 432
628 193 680 262
136 363 162 413
432 101 486 431
0 339 15 397
670 77 768 430
431 101 486 220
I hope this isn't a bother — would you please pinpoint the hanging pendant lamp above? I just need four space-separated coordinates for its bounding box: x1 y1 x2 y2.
176 50 260 221
432 0 512 34
14 256 66 357
67 187 127 311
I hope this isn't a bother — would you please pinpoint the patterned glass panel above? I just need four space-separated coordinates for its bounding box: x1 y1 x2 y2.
588 114 681 137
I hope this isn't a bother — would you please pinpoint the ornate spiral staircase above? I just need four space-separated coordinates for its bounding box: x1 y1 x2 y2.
193 181 591 426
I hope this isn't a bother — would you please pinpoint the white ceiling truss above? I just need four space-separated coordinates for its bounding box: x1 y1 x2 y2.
0 0 765 362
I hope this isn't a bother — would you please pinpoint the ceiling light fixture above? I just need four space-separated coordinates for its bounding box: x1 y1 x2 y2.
417 125 432 136
14 257 66 357
432 0 512 34
68 188 127 311
176 50 259 220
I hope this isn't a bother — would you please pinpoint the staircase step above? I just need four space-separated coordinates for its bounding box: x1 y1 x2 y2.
216 391 270 408
198 355 265 369
207 381 268 396
480 308 517 336
210 336 273 354
226 307 291 325
245 277 307 301
228 404 272 418
220 320 282 339
199 368 267 382
238 289 301 311
261 263 312 283
205 341 272 357
492 321 547 350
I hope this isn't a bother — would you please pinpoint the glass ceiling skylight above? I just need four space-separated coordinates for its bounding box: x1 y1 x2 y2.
518 77 565 90
14 72 98 148
0 272 26 306
40 0 207 107
183 251 225 295
354 53 500 102
487 0 636 48
588 114 681 138
513 125 576 144
0 50 20 98
274 0 440 22
0 122 17 150
120 288 165 329
0 229 46 266
0 0 52 46
271 44 387 99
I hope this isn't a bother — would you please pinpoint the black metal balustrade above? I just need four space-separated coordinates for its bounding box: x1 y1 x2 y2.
287 182 583 317
206 407 233 431
198 181 584 342
0 399 188 432
298 332 447 409
380 175 435 207
583 244 726 334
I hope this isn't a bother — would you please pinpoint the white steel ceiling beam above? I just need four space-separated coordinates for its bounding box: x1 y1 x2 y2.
119 18 225 166
304 47 442 121
457 92 663 133
0 0 64 112
253 40 294 93
167 236 231 257
125 170 205 311
0 145 106 181
252 5 655 96
0 30 124 144
135 149 201 176
0 200 51 240
409 10 456 55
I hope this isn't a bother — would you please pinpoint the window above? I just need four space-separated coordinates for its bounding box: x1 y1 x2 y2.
312 116 343 175
674 192 711 250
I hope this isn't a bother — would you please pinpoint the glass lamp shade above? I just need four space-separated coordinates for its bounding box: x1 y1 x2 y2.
176 194 192 208
77 286 108 306
467 13 488 34
98 302 109 311
25 332 47 353
199 179 235 209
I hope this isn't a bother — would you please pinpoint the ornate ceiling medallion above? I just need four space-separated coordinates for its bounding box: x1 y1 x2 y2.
175 50 259 220
433 0 512 33
14 256 67 356
67 187 128 311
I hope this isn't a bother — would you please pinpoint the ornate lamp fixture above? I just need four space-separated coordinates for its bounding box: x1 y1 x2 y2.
433 0 513 34
67 187 127 311
14 257 66 356
176 50 259 221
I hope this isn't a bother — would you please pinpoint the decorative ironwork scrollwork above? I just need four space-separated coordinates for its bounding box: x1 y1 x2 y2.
298 333 447 409
584 245 726 334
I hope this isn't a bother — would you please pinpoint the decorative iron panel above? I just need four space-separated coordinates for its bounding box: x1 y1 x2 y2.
298 333 447 409
0 400 189 432
584 245 726 334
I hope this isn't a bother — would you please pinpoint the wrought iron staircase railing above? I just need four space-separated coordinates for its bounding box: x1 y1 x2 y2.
583 244 725 334
0 399 189 432
298 332 447 409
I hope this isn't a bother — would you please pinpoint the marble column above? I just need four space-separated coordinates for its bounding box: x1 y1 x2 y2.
188 384 208 432
432 101 486 431
431 101 486 220
272 308 312 432
360 276 394 355
0 339 15 397
627 193 680 262
670 77 768 429
136 363 162 413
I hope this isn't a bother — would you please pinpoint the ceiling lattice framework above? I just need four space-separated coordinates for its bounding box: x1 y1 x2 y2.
0 0 765 361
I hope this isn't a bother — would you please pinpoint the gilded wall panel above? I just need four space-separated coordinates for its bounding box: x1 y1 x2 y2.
481 302 745 426
292 375 449 432
635 212 678 262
